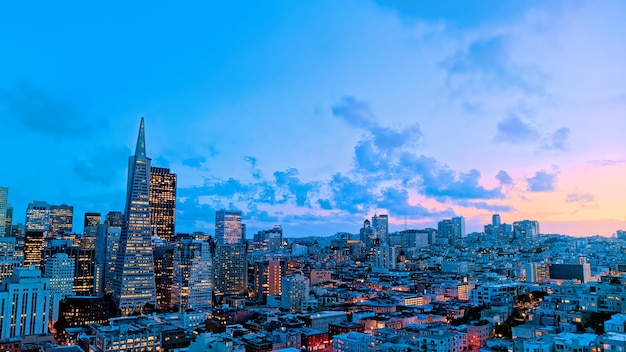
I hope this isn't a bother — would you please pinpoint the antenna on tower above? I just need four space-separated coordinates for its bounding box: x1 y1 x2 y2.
404 216 408 230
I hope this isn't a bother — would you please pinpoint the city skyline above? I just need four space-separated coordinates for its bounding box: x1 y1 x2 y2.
1 1 626 237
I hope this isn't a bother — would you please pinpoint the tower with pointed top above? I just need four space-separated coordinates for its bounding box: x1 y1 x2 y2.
112 117 158 315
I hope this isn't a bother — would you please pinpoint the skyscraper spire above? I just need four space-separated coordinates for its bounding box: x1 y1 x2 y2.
135 116 146 157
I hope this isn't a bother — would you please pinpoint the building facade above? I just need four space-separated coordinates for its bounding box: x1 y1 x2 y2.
172 239 213 311
0 267 51 339
49 204 74 236
149 166 177 243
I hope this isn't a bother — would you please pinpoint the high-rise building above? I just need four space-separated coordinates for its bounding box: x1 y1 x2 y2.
44 253 75 324
213 243 247 298
93 224 109 294
0 186 7 237
438 216 465 245
213 210 247 301
50 204 74 236
513 220 540 237
252 225 283 251
492 214 501 227
150 167 177 243
44 242 95 296
24 230 46 268
253 258 286 303
0 267 51 339
281 273 310 313
215 210 243 245
373 244 396 272
111 117 158 315
104 218 122 294
172 239 212 311
0 237 20 284
101 211 124 294
25 201 51 233
4 205 12 239
372 214 389 245
105 211 124 227
84 212 101 228
83 212 101 249
153 245 174 310
359 219 374 243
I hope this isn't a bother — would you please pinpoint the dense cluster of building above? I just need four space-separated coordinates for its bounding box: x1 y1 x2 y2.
0 118 625 352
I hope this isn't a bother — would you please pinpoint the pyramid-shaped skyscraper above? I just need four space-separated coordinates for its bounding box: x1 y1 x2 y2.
112 117 158 315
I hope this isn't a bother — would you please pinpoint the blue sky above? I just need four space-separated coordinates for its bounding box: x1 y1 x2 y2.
1 1 626 237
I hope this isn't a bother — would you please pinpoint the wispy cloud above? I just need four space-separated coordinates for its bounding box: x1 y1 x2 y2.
496 170 513 185
182 156 206 169
0 85 106 138
565 192 595 203
542 127 570 151
494 115 539 143
527 170 557 192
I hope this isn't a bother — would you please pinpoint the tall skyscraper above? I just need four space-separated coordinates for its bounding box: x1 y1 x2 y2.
83 212 101 249
150 167 177 243
24 230 45 268
112 117 158 315
84 212 101 228
50 204 74 236
25 201 51 233
215 210 243 245
172 239 213 311
153 244 174 310
372 214 389 245
4 205 12 239
213 243 247 298
213 210 247 300
104 213 123 294
0 186 7 237
491 213 501 237
438 216 465 245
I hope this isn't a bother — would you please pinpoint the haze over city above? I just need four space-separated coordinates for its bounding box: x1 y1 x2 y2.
1 1 625 236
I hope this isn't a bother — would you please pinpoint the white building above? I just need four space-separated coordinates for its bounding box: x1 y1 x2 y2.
44 253 75 324
281 273 309 312
0 266 51 339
